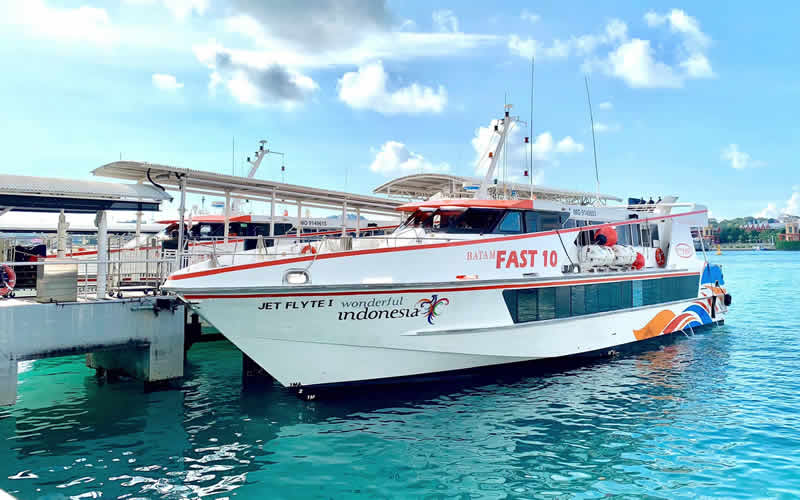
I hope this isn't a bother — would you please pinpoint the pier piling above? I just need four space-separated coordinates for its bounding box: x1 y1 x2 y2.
0 296 185 406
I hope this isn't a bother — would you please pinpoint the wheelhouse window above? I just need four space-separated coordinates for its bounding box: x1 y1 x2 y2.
400 208 504 234
495 211 523 234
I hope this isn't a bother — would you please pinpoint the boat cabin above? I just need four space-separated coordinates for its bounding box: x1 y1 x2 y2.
395 199 662 248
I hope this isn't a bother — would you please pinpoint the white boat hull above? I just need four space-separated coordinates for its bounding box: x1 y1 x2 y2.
188 280 724 388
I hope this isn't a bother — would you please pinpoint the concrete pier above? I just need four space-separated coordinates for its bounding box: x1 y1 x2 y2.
0 296 185 406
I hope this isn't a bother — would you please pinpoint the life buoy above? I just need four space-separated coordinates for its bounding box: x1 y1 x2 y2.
655 248 666 267
301 244 317 255
594 226 618 247
0 265 16 297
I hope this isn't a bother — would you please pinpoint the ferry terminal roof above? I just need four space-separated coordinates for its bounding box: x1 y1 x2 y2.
0 173 172 213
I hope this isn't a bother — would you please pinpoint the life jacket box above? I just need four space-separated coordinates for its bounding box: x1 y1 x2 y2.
36 261 78 303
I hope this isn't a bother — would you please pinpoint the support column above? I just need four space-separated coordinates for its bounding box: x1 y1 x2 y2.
296 201 302 237
0 350 17 406
224 191 231 245
95 210 108 299
135 209 142 242
356 208 361 238
176 176 187 268
341 200 348 236
56 210 69 258
85 298 184 386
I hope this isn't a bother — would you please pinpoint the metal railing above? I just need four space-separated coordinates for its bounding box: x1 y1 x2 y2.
0 257 178 299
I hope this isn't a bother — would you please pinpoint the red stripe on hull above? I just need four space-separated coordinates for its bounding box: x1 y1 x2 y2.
182 271 701 300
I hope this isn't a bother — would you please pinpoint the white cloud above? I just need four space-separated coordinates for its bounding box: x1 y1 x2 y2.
756 203 778 219
605 38 682 88
598 101 613 110
195 43 319 107
681 53 714 78
509 19 627 61
398 19 418 31
508 35 570 60
510 10 713 89
643 9 714 79
369 141 450 175
152 73 184 90
124 0 208 20
337 61 446 114
592 122 621 133
3 0 116 45
555 136 584 153
721 144 765 170
756 189 800 218
645 9 710 51
787 191 800 216
520 10 540 24
432 9 459 33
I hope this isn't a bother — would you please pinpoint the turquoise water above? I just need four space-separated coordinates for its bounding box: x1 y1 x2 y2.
2 252 799 499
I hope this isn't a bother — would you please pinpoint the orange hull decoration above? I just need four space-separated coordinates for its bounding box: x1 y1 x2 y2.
633 310 676 341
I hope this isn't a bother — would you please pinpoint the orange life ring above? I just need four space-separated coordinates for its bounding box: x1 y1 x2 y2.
301 244 317 255
655 248 666 267
0 265 16 297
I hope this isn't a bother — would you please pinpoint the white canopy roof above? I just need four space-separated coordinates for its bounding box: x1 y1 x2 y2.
0 174 172 213
373 173 622 205
93 161 403 216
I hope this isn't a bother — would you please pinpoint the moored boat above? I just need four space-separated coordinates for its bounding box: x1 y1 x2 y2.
163 112 732 394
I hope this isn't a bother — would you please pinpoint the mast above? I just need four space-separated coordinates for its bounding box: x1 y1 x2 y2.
584 76 600 203
477 104 519 200
231 140 284 214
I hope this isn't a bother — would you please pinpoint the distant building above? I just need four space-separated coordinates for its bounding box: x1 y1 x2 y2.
781 220 800 241
692 225 720 244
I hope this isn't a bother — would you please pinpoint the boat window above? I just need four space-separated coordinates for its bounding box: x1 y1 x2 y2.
630 224 641 246
650 224 660 244
616 225 631 245
523 211 569 233
524 212 538 233
199 224 212 235
502 275 699 323
400 208 504 234
640 225 651 247
495 211 523 234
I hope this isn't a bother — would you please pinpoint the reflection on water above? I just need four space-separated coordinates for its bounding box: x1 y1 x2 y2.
2 252 800 498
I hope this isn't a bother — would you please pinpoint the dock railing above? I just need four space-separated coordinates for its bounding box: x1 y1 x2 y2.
0 257 178 300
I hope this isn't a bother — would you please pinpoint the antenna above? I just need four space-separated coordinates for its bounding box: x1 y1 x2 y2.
503 92 508 199
584 75 600 202
231 136 235 176
530 56 535 200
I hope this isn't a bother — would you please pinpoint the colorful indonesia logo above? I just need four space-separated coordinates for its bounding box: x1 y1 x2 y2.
675 243 693 258
417 294 450 325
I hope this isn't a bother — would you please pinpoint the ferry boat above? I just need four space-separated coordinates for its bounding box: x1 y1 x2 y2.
163 111 732 393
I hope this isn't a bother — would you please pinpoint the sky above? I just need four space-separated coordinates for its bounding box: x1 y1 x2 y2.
1 0 798 223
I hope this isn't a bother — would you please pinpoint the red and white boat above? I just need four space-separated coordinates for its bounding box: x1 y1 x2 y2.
163 112 732 393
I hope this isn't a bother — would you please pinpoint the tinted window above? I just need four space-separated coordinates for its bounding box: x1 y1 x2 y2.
496 211 523 234
402 208 504 234
539 213 564 231
571 286 586 316
517 289 538 322
524 212 538 233
555 286 571 318
503 275 699 324
538 288 556 320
